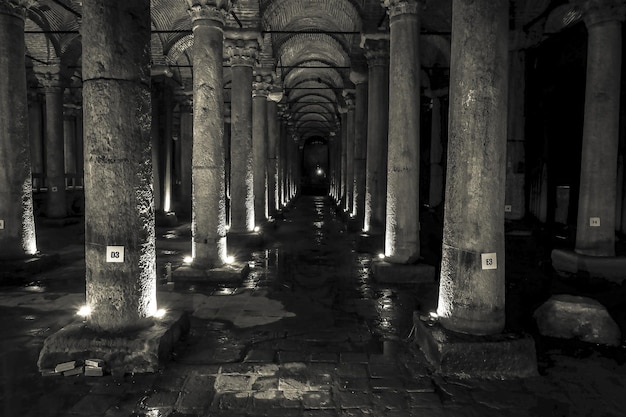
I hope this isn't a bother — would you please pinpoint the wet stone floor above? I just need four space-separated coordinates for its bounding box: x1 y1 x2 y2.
1 195 626 416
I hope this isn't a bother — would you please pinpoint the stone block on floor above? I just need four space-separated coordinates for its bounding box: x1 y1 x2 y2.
414 315 538 379
371 260 436 284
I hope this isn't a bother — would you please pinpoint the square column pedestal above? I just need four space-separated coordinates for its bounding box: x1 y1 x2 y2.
414 312 538 379
551 249 626 284
371 259 435 284
38 311 190 375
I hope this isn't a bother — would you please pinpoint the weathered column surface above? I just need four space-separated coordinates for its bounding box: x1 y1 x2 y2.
267 89 282 217
226 33 258 232
28 94 44 180
383 0 421 263
575 0 625 256
189 1 230 268
82 0 156 330
278 107 290 207
506 44 526 220
339 108 348 208
0 0 37 259
176 93 193 218
252 72 271 224
437 0 508 335
351 69 368 224
343 90 356 215
363 36 389 234
35 62 67 219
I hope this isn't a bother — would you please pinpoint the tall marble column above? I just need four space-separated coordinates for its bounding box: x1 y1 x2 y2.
351 69 368 224
28 93 44 188
363 37 389 234
188 0 231 268
436 0 508 335
339 108 348 208
82 0 156 330
428 94 445 207
252 71 271 224
267 89 282 217
226 33 258 233
343 90 356 215
63 107 78 183
383 0 421 263
35 62 67 219
574 0 625 256
0 0 37 259
176 92 193 218
224 102 231 226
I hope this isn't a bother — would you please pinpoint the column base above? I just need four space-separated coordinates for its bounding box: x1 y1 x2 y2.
0 253 60 283
37 311 190 375
356 232 384 255
414 313 538 379
551 249 626 283
370 260 435 284
172 261 250 284
227 231 265 249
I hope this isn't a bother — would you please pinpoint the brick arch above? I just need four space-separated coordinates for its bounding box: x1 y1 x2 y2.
278 33 349 68
262 0 362 33
283 66 345 90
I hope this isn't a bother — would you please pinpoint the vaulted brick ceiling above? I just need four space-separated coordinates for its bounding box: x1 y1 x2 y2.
23 0 581 140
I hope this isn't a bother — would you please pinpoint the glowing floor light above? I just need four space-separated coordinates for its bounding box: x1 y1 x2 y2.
77 305 92 317
225 255 235 264
183 255 193 264
153 309 167 319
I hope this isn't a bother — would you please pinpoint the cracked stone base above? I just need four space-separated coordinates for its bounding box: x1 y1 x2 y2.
551 249 626 283
37 311 190 375
414 315 538 379
371 260 435 284
172 262 250 284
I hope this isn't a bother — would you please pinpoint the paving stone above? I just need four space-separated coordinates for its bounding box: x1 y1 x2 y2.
244 349 276 363
407 392 443 408
214 374 251 391
177 374 215 412
336 377 370 391
307 371 333 391
219 363 257 374
279 374 309 391
280 390 304 408
333 390 372 409
277 350 308 363
212 392 251 411
404 376 435 393
252 376 280 390
144 390 180 408
302 391 334 409
336 364 368 378
373 391 409 409
370 376 405 391
368 362 403 378
252 390 282 409
339 352 368 364
67 394 119 416
310 352 338 363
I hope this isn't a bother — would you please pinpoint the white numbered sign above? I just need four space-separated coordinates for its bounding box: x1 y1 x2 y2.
481 253 497 270
0 219 4 230
106 246 125 263
504 205 512 213
589 217 601 227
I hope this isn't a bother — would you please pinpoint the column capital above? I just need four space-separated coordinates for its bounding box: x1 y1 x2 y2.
186 0 233 26
349 69 368 85
342 89 356 109
0 0 36 18
33 60 65 92
382 0 421 18
252 71 272 97
225 31 261 67
572 0 626 26
362 36 390 68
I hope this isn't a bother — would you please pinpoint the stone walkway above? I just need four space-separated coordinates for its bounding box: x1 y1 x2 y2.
1 195 625 417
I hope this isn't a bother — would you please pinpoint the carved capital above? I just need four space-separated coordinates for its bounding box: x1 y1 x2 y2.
382 0 420 19
342 89 356 109
252 73 272 97
349 69 368 85
0 0 36 18
572 0 626 26
186 0 233 26
362 37 389 68
225 33 260 67
33 61 65 92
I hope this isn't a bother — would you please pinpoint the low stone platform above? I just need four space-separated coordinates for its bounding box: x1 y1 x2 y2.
37 311 190 375
371 260 436 284
551 249 626 283
172 261 250 284
414 314 538 379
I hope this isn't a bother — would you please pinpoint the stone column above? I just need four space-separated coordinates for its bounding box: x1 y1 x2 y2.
224 102 231 226
267 89 282 217
226 33 258 233
176 93 193 218
63 107 78 182
188 0 231 268
151 86 162 212
436 0 508 335
0 0 37 259
574 0 625 256
278 107 290 208
35 62 67 219
339 108 348 208
506 45 526 220
363 37 390 234
382 0 421 263
343 90 356 215
428 94 445 207
351 69 368 224
82 0 156 330
252 71 271 224
162 87 174 213
28 93 44 185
